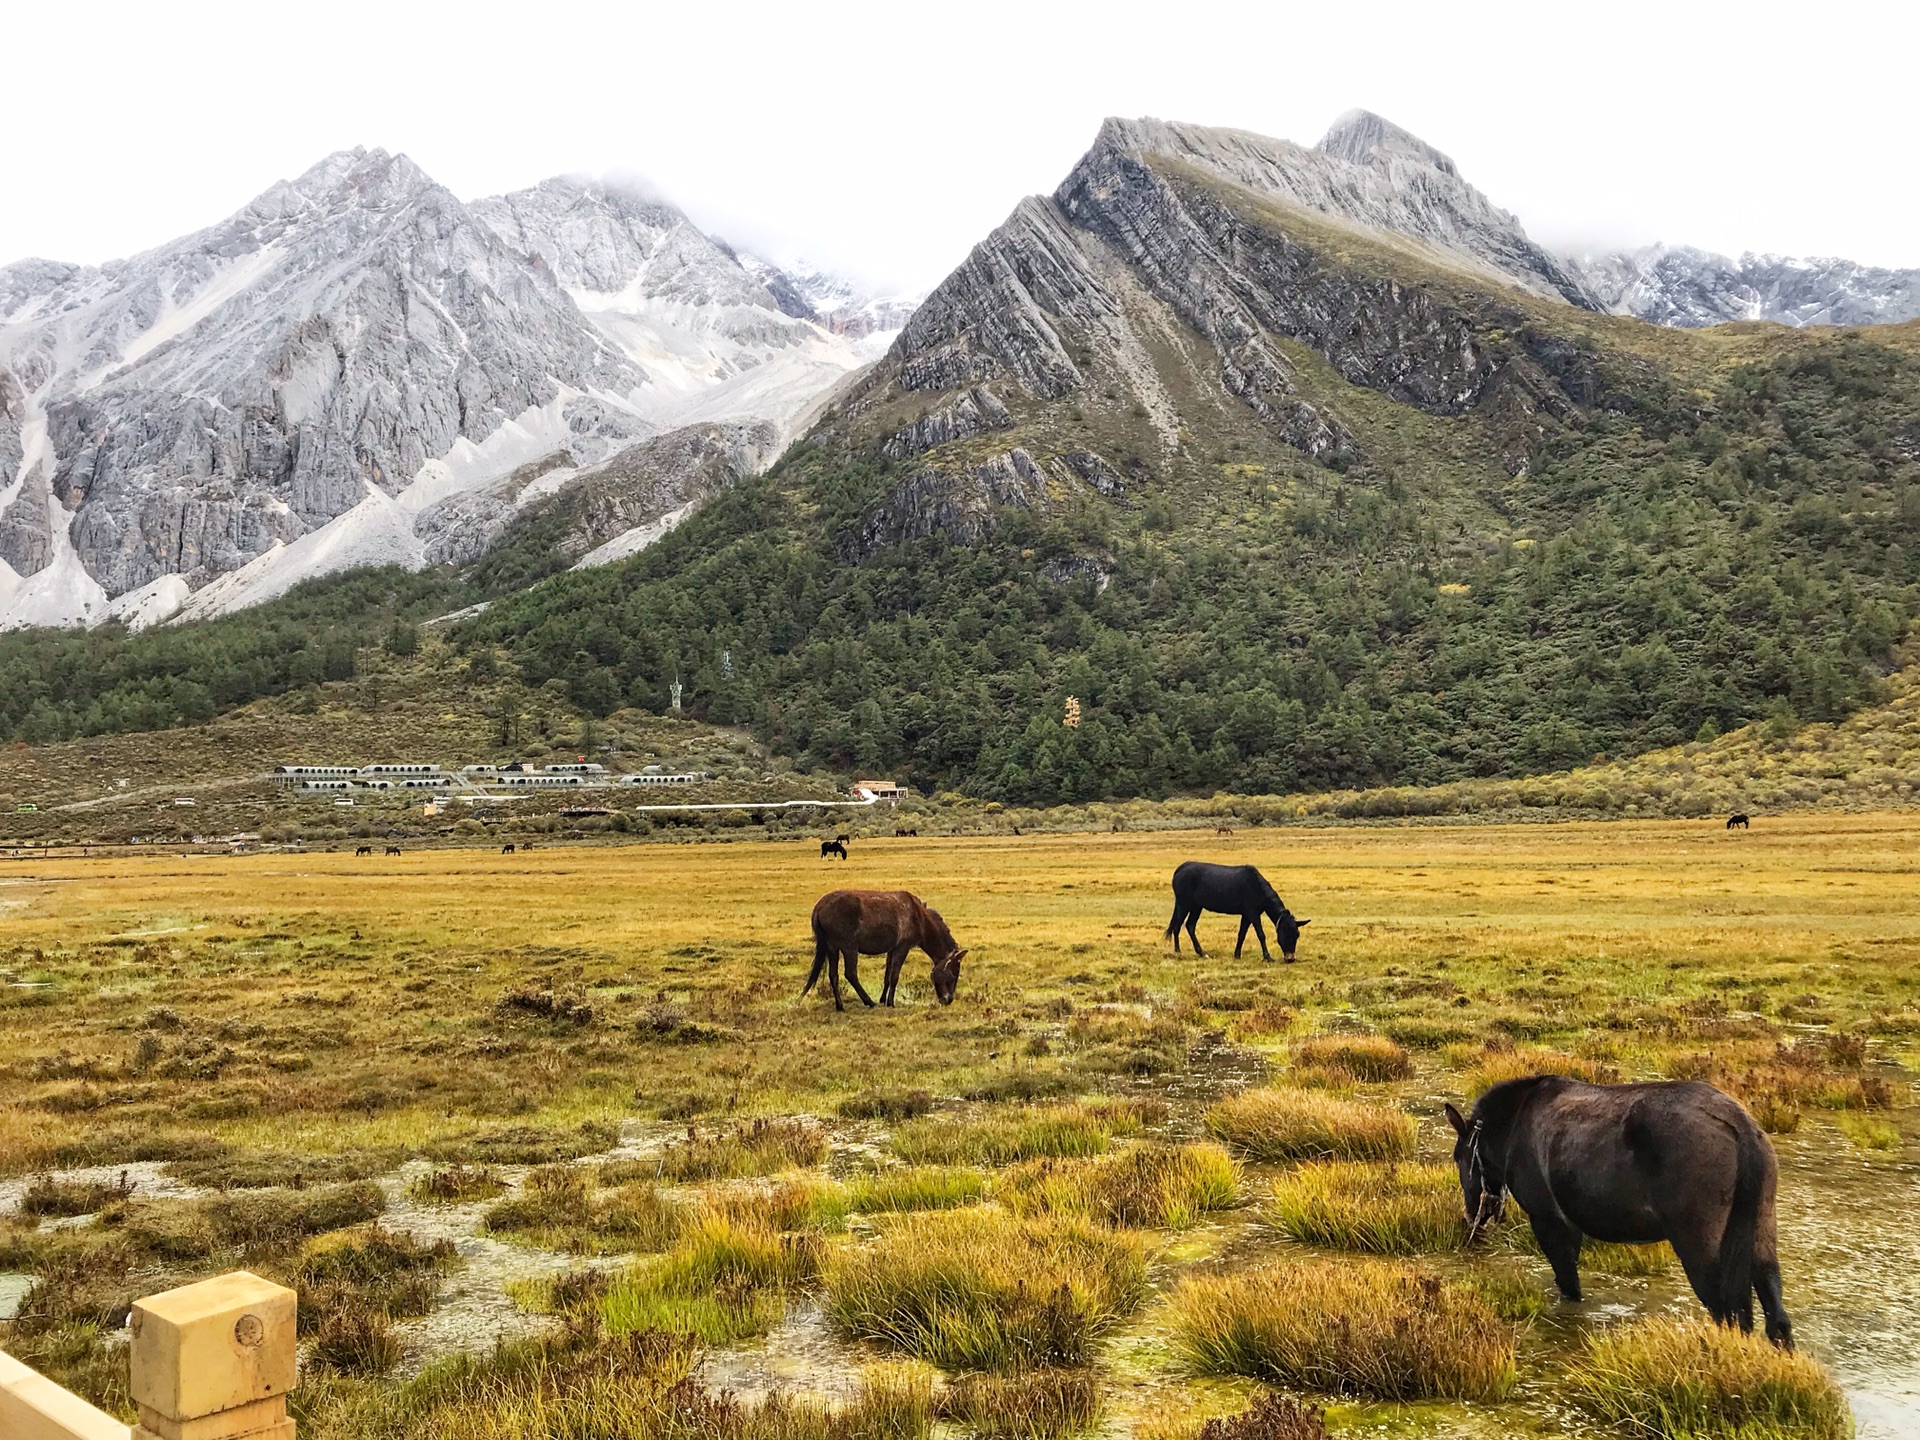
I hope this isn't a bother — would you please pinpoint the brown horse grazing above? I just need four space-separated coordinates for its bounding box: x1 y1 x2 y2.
1447 1076 1793 1347
805 890 967 1011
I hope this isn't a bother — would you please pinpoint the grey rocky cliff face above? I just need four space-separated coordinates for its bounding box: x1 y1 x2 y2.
419 420 777 569
1 153 910 628
845 108 1628 553
1565 244 1920 329
3 149 645 603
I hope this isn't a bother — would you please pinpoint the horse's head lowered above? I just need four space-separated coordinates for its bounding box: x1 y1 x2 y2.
1445 1101 1506 1243
1272 908 1310 962
926 908 966 1006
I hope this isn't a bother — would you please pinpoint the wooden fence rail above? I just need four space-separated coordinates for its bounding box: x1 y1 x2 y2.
0 1271 295 1440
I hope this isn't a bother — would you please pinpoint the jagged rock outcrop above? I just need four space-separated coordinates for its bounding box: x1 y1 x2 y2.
881 388 1012 459
1565 244 1920 328
421 420 778 568
847 448 1052 558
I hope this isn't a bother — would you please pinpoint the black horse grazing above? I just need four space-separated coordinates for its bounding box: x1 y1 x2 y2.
1447 1076 1792 1347
355 845 372 856
1727 813 1751 829
502 843 516 854
384 845 402 857
821 839 848 860
1166 861 1308 961
804 889 966 1010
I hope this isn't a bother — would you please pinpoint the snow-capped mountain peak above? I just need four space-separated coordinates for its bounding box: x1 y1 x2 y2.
0 153 916 630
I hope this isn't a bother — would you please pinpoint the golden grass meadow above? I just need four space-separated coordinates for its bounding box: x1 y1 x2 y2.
2 814 1917 1439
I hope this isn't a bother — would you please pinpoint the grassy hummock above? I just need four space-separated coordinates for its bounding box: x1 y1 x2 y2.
996 1143 1238 1228
1568 1318 1850 1439
1265 1161 1460 1253
1169 1257 1515 1401
824 1209 1146 1369
1204 1089 1416 1162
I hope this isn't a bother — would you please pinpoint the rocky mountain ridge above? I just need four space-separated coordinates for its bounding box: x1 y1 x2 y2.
1565 243 1920 328
0 151 906 631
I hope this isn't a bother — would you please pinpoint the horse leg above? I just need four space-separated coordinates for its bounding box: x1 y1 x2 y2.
1529 1211 1585 1301
842 949 877 1008
828 952 844 1012
1234 916 1250 959
1669 1229 1742 1329
1185 910 1206 958
1167 903 1185 952
1755 1254 1794 1349
1251 914 1271 961
882 945 910 1006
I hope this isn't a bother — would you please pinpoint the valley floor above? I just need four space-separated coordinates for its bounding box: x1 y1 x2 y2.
1 817 1915 1438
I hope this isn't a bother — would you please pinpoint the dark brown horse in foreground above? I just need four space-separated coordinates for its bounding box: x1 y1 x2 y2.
805 889 966 1011
1448 1075 1793 1346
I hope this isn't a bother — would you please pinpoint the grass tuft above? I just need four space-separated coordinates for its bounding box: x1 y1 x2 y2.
847 1166 988 1213
1292 1035 1413 1082
824 1209 1146 1369
1168 1257 1515 1401
655 1118 830 1181
1204 1089 1416 1162
1569 1318 1850 1439
20 1171 137 1217
483 1166 686 1254
940 1369 1100 1440
408 1163 506 1203
996 1143 1237 1228
889 1103 1140 1167
1265 1161 1460 1253
1835 1113 1902 1151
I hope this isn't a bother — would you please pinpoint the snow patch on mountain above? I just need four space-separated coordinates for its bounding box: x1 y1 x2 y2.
573 496 702 570
1563 243 1920 329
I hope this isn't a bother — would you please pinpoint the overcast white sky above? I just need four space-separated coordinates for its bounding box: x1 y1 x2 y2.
6 0 1916 291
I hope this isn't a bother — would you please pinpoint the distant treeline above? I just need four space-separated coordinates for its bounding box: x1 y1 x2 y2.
0 568 471 743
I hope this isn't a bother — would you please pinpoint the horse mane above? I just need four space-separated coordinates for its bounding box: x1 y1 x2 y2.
1253 869 1287 914
1471 1075 1561 1144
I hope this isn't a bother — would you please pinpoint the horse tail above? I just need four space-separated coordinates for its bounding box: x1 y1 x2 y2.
1715 1121 1768 1328
803 913 831 997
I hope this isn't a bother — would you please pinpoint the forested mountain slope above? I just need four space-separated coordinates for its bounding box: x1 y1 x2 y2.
453 117 1920 804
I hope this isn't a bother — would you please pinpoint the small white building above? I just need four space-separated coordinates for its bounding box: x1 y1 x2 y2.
362 763 440 776
852 780 908 803
299 779 354 792
546 762 606 774
497 773 583 788
621 772 702 786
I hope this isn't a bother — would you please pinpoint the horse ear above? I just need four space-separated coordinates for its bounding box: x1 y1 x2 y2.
1296 918 1310 926
951 949 968 963
1444 1102 1467 1136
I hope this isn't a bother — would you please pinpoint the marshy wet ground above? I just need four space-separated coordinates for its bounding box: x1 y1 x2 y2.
3 818 1918 1436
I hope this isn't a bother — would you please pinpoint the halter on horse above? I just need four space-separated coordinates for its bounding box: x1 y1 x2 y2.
1462 1118 1508 1243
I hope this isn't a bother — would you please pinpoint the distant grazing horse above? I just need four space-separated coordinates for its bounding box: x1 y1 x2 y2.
805 889 967 1011
1727 813 1751 829
385 845 402 857
895 828 918 837
821 839 848 860
501 843 516 854
1216 826 1233 836
1447 1076 1792 1347
523 842 535 851
355 845 372 856
1166 861 1308 962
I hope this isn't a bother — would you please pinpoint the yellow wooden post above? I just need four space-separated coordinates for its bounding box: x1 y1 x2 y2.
128 1272 296 1440
0 1348 131 1440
